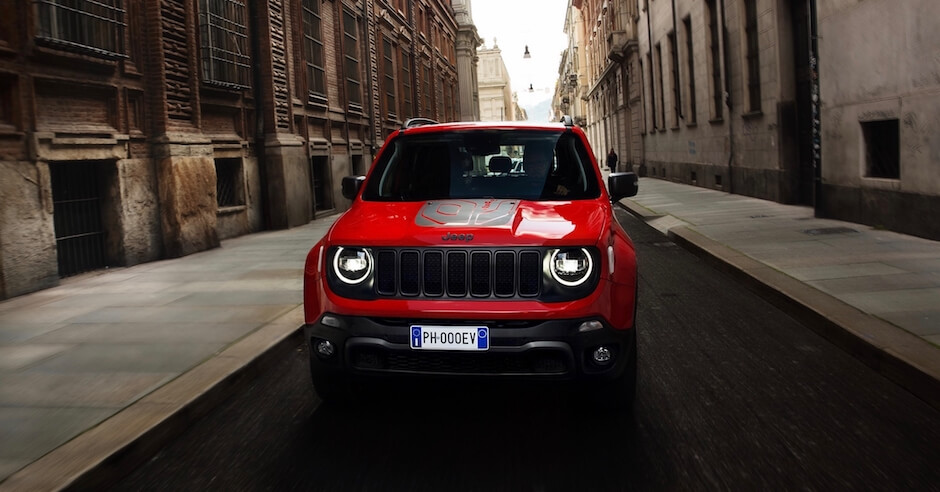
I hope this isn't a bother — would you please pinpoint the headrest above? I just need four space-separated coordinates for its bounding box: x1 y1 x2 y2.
488 156 512 173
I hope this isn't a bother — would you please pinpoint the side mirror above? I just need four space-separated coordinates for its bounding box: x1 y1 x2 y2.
342 175 366 200
608 172 638 202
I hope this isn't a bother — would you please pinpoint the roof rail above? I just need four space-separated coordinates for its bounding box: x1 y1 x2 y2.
401 118 440 129
559 115 574 127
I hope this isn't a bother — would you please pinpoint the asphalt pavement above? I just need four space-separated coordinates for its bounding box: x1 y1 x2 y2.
0 177 938 490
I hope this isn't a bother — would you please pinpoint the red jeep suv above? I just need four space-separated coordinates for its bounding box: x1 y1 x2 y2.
303 117 639 408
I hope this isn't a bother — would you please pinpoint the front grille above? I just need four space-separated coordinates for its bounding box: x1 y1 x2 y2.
350 347 570 375
375 248 542 299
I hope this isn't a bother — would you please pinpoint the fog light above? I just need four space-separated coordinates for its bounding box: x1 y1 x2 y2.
316 340 335 358
578 320 603 332
592 346 612 365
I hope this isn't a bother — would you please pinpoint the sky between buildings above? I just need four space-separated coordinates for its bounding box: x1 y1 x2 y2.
470 0 569 121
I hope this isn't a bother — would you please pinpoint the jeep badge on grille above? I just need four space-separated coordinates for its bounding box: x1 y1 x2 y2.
442 233 474 241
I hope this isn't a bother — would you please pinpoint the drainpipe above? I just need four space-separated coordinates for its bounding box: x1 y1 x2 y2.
364 0 379 160
719 0 734 194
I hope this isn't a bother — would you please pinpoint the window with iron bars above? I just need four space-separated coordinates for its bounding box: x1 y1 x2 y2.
302 0 325 101
215 158 244 207
34 0 126 59
199 0 251 89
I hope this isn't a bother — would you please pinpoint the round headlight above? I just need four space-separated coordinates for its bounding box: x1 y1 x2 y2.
550 248 593 287
333 247 373 284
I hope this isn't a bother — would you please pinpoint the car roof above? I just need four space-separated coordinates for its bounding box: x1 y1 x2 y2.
398 120 571 136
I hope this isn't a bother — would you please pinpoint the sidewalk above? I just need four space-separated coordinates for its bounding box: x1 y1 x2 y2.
1 178 938 489
620 177 939 407
0 215 337 490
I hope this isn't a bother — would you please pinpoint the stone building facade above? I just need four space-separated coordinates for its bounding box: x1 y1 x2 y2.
555 0 642 171
817 0 940 240
477 40 517 121
0 0 464 300
452 0 482 121
557 0 815 203
634 0 814 204
558 0 940 241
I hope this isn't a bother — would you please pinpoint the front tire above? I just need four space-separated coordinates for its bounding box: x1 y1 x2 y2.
585 329 637 413
309 362 353 406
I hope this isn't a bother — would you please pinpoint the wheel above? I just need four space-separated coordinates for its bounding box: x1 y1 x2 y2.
608 339 637 411
585 331 637 413
309 361 353 406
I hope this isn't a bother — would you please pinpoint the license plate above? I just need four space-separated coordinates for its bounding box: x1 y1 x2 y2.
410 325 489 351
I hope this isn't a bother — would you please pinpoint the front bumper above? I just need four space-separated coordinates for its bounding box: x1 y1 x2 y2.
304 313 635 381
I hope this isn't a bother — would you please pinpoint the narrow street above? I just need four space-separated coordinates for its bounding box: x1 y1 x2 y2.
113 209 940 491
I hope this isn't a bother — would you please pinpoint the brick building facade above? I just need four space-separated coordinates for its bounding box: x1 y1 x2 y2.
0 0 463 300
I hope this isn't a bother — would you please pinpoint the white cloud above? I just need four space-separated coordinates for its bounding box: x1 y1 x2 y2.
471 0 568 121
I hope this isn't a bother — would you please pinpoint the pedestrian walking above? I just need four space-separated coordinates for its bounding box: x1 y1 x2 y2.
606 148 618 170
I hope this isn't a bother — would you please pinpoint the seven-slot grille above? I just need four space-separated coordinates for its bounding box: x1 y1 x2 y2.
375 248 542 298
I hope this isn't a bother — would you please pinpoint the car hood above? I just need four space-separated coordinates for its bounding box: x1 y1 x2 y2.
327 199 609 247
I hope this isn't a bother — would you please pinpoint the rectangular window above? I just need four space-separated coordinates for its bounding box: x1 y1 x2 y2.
684 16 697 124
383 37 396 119
198 0 250 88
436 75 444 118
423 63 432 117
343 10 362 108
744 0 761 112
302 0 325 99
706 0 722 119
656 43 665 129
647 53 656 130
215 158 244 207
639 58 647 133
400 51 413 119
34 0 126 58
0 75 14 129
862 119 900 179
668 31 680 127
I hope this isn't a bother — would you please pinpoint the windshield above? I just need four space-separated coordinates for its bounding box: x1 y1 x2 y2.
361 130 601 201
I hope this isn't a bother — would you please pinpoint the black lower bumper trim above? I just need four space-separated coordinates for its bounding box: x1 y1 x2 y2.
305 314 635 380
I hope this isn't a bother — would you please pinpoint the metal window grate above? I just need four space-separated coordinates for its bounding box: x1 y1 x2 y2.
34 0 126 58
215 158 243 207
199 0 250 88
50 162 107 277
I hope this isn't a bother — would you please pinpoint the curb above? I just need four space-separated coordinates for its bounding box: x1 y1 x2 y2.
619 202 940 412
0 307 306 492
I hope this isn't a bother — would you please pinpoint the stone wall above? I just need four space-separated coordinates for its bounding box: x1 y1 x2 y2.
0 160 58 298
819 0 940 239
